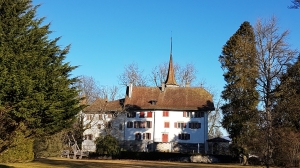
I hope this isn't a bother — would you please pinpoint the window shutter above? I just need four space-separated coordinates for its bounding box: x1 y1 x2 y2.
183 111 186 117
143 133 145 140
147 111 152 118
174 122 177 128
140 112 145 118
164 122 169 128
134 121 137 128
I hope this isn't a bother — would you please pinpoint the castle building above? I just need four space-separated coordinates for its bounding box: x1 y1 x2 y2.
82 42 214 153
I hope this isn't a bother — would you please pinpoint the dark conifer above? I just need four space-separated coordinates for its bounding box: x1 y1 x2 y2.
0 0 84 156
219 21 259 164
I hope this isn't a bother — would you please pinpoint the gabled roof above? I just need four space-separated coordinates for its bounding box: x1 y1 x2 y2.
124 86 214 111
207 137 231 142
83 98 124 113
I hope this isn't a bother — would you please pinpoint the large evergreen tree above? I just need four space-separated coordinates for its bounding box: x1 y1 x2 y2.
0 0 83 157
219 21 259 165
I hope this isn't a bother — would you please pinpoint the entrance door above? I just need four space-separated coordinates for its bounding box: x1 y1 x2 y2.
162 133 168 142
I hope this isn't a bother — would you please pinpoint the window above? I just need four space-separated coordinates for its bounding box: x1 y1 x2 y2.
119 124 123 130
178 133 190 140
127 121 133 128
130 121 152 128
174 122 186 129
86 114 92 120
139 121 145 128
84 134 93 140
189 122 201 129
164 121 170 128
194 112 204 118
105 121 112 128
97 124 101 129
127 112 136 118
146 121 152 128
135 133 142 140
143 133 151 140
183 112 193 118
140 112 145 118
163 111 169 117
134 121 146 128
98 114 103 120
147 111 152 118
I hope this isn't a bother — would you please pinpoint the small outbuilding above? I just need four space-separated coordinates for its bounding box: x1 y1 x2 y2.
207 136 231 155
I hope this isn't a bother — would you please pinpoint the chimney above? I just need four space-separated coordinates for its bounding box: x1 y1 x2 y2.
129 83 133 98
185 82 190 87
161 82 165 92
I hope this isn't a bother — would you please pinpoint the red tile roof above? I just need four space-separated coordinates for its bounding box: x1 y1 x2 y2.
124 86 214 111
83 98 124 113
83 86 214 113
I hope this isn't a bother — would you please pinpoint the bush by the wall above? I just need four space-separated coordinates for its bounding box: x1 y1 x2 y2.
33 131 66 158
0 135 34 163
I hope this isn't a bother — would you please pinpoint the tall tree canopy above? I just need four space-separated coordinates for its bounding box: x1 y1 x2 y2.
220 17 299 167
274 55 300 130
254 17 298 167
0 0 83 155
219 21 259 164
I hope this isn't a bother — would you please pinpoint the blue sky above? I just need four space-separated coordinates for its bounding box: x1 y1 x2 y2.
32 0 300 99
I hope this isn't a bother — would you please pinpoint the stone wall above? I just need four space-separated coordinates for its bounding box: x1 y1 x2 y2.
121 140 204 154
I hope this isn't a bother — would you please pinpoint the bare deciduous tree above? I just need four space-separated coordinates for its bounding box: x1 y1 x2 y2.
76 75 101 105
255 16 298 167
198 82 224 139
208 98 223 139
118 63 148 87
151 62 196 87
178 63 197 87
151 62 179 86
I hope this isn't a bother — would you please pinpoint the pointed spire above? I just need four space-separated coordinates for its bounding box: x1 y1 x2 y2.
165 37 178 87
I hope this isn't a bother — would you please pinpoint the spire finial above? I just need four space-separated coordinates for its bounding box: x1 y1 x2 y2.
165 35 178 87
170 31 172 55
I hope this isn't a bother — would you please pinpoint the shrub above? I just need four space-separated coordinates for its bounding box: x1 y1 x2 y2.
0 134 34 163
95 135 120 157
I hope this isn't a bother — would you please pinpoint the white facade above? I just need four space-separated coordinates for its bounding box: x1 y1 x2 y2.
82 110 209 153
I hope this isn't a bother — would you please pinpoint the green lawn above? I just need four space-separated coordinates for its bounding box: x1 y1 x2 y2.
0 157 261 168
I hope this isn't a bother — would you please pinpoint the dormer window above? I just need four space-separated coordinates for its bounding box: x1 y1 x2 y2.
150 100 157 105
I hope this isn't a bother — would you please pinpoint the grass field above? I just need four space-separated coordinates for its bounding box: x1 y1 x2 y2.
0 157 263 168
